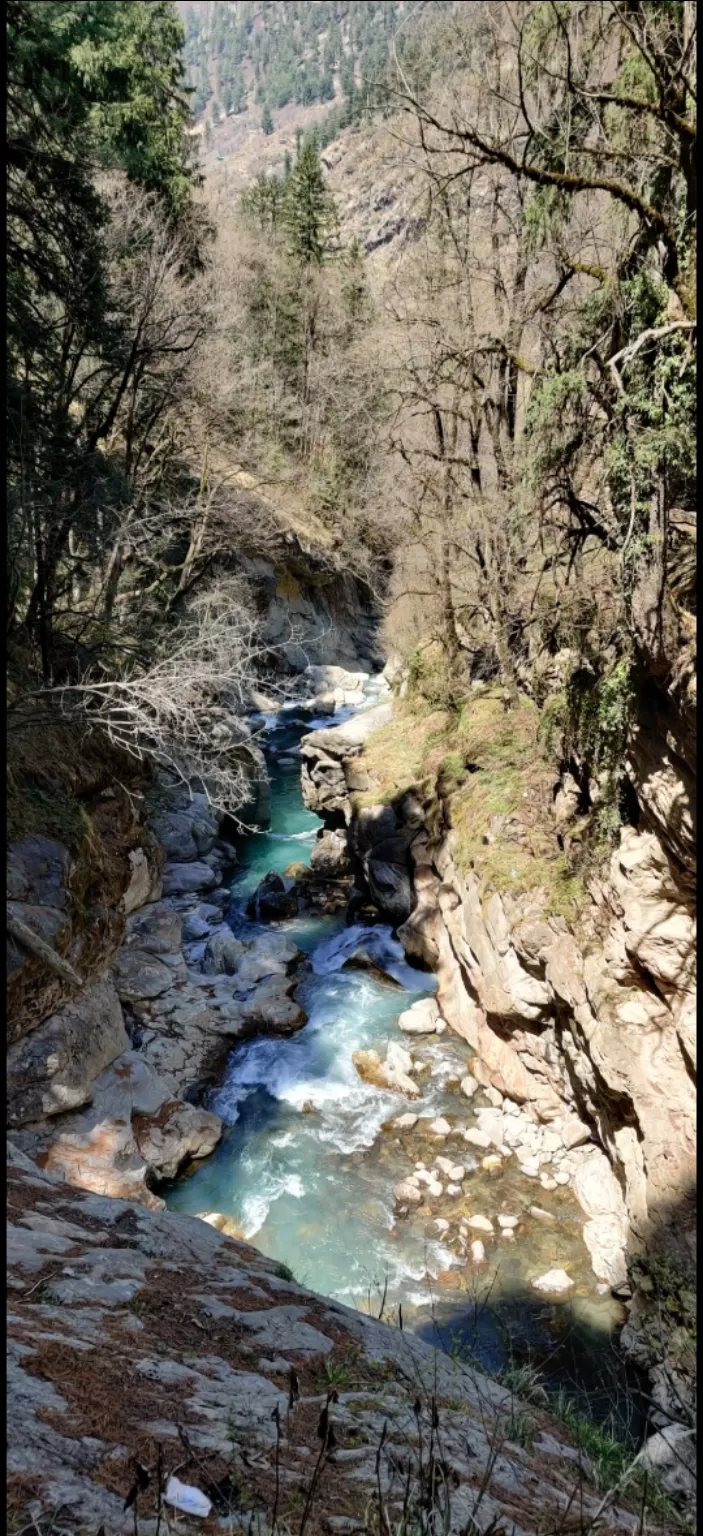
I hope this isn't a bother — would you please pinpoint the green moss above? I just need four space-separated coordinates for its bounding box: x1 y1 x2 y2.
6 777 90 852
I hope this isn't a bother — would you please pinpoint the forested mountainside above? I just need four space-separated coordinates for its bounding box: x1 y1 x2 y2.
177 1 445 141
6 2 697 1533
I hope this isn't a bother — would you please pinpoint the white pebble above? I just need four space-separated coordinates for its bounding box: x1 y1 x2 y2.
467 1214 494 1234
470 1240 486 1264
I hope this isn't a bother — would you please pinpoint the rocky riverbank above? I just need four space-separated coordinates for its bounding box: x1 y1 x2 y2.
299 685 697 1438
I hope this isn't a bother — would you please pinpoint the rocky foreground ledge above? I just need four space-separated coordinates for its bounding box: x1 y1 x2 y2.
8 1144 681 1536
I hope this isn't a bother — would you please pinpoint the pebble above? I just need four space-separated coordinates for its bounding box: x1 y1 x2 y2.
446 1183 461 1196
460 1075 479 1099
463 1128 491 1149
467 1215 494 1234
427 1181 443 1198
519 1156 541 1177
529 1206 556 1222
393 1113 419 1130
532 1269 574 1294
394 1180 422 1204
470 1240 486 1264
497 1215 519 1229
484 1087 503 1108
434 1155 455 1176
481 1154 502 1171
433 1218 450 1234
501 1229 515 1241
554 1170 570 1186
428 1118 452 1137
540 1176 558 1191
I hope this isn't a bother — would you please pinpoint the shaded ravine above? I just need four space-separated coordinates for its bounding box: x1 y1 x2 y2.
165 687 649 1440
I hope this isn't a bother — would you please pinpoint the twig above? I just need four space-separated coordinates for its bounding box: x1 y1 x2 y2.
7 912 83 989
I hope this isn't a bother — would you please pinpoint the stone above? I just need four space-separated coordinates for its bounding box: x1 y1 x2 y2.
481 1155 503 1171
397 997 442 1035
474 1108 504 1147
112 948 176 1002
433 1218 450 1234
247 871 298 920
132 1102 223 1181
310 830 351 877
241 976 306 1036
529 1206 556 1222
467 1215 494 1234
484 1087 504 1108
560 1116 592 1150
392 1113 419 1130
40 1119 165 1209
573 1150 627 1221
637 1424 696 1501
6 835 71 908
428 1117 452 1136
7 979 129 1126
385 1041 413 1077
161 861 219 895
353 1049 420 1099
393 1179 422 1205
427 1181 443 1198
532 1269 574 1294
463 1128 490 1149
470 1240 486 1264
203 931 247 975
446 1183 461 1196
125 903 182 955
122 846 162 914
460 1074 479 1099
518 1155 541 1177
581 1216 629 1288
497 1215 519 1229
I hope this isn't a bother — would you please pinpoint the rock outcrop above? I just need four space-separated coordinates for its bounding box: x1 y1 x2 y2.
7 1147 659 1535
300 700 393 822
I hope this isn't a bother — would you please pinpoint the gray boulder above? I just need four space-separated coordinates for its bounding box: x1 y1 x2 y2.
112 948 176 1002
203 931 247 975
161 861 219 896
7 979 129 1126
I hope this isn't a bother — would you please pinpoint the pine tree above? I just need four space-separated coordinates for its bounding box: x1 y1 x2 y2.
283 139 337 265
341 238 368 332
261 103 274 135
283 148 292 182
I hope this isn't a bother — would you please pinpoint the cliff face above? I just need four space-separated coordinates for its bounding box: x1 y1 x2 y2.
302 686 696 1429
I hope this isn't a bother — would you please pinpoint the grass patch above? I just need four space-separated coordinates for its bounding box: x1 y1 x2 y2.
356 689 586 921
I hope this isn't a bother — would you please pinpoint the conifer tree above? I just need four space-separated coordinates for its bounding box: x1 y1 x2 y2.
283 139 336 265
261 103 274 135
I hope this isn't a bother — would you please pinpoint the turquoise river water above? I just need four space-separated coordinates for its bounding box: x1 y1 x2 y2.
165 684 648 1438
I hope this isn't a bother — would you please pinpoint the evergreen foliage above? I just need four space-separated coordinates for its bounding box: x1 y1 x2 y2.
7 0 204 676
180 1 450 147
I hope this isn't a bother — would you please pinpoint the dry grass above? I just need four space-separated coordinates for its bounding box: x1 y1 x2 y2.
355 690 585 919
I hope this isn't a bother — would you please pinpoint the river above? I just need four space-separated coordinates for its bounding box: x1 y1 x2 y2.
165 680 647 1440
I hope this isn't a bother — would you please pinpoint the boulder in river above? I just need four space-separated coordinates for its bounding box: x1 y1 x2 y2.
240 975 306 1035
353 1048 421 1099
397 997 443 1034
247 871 298 920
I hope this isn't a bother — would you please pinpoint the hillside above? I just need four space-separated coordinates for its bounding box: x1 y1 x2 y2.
6 4 696 1534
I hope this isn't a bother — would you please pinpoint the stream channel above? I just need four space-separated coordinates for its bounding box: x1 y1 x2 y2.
165 681 647 1440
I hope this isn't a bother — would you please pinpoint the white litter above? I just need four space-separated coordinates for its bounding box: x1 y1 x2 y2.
164 1477 213 1518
